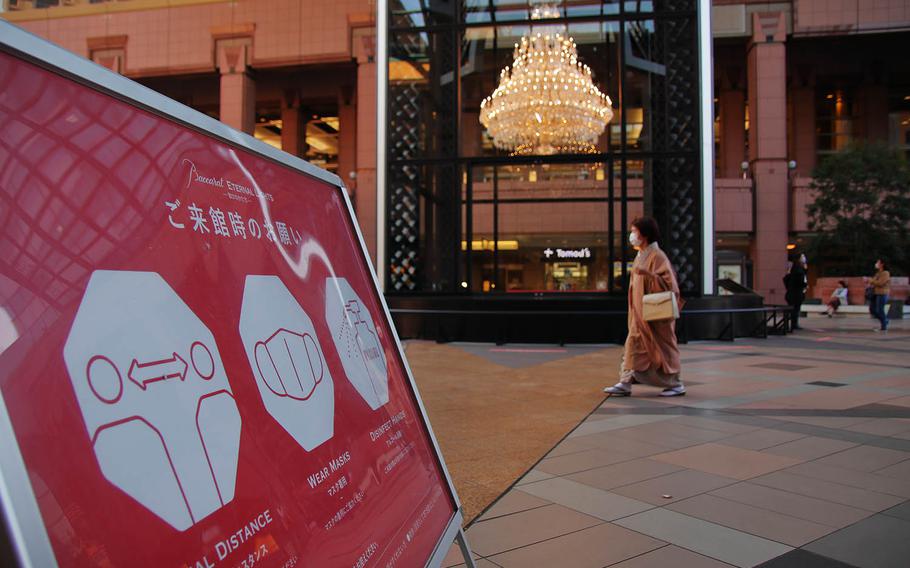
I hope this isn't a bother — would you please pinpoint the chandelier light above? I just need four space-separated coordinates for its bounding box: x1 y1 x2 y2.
479 4 614 155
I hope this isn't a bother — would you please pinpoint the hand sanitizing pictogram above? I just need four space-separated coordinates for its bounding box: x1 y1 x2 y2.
326 278 389 410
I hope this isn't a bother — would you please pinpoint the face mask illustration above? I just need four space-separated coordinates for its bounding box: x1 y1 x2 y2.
239 275 334 452
63 271 241 531
254 329 323 400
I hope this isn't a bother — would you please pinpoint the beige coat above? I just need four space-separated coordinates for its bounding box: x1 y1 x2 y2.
870 269 891 295
623 242 683 375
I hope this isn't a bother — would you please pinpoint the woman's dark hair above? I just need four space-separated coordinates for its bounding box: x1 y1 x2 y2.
877 259 887 270
788 251 802 262
839 280 848 288
631 217 660 244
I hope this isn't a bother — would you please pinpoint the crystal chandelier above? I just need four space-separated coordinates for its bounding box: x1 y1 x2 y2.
479 4 614 155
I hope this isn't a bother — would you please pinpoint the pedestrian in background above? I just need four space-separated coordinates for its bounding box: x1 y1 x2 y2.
604 217 686 397
825 280 849 317
783 253 808 330
869 259 891 332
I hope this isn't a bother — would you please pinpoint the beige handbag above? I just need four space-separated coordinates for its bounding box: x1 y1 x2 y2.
642 291 680 322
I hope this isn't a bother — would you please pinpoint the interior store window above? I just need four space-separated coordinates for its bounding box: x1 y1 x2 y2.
888 88 910 161
817 87 856 160
462 161 644 294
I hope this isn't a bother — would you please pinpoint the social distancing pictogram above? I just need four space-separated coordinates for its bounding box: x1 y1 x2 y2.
62 271 242 531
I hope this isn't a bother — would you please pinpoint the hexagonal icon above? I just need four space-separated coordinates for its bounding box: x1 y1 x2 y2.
238 275 334 451
62 270 241 532
325 277 389 410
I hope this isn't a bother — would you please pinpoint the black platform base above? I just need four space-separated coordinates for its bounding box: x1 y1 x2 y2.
386 293 787 345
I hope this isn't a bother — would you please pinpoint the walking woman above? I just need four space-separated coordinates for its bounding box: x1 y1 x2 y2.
605 217 686 397
870 259 891 332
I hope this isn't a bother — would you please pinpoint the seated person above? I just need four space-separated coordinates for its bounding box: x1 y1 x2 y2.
825 280 849 317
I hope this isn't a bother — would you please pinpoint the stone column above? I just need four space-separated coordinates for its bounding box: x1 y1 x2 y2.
747 12 789 304
860 83 889 142
216 35 255 135
719 88 746 178
337 86 357 195
790 70 816 177
354 28 377 263
281 91 308 158
87 35 127 74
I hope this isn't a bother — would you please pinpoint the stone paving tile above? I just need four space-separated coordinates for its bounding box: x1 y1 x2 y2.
515 468 554 486
652 443 803 480
476 489 552 522
733 387 899 411
671 415 763 434
519 476 654 521
666 493 836 547
603 422 734 449
614 508 792 568
844 418 910 437
812 445 910 472
716 428 807 451
784 461 910 498
805 513 910 568
566 458 684 491
536 448 640 476
755 549 859 568
609 545 736 568
567 414 679 438
874 458 910 479
447 560 500 568
775 415 873 429
487 522 665 568
612 469 738 506
883 395 910 408
465 503 602 557
441 544 483 568
564 430 677 458
709 482 872 528
762 435 858 460
686 385 820 411
543 435 603 458
748 471 905 513
880 501 910 522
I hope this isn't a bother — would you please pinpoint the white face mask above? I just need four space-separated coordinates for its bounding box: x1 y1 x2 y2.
629 231 642 246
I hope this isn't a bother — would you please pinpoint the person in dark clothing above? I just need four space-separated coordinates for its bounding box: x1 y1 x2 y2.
783 253 808 331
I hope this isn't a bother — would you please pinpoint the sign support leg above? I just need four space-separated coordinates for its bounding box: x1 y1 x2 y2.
455 528 476 568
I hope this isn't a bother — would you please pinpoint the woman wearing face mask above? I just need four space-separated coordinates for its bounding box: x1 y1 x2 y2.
869 259 891 332
604 217 686 397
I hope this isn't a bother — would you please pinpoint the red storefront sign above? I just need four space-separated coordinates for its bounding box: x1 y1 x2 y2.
0 31 458 568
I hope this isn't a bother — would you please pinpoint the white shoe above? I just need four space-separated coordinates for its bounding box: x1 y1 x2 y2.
604 383 631 396
660 385 687 397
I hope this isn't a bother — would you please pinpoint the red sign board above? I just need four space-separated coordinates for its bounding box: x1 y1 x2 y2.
0 33 457 568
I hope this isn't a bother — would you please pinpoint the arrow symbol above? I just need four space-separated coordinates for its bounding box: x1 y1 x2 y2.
128 352 188 390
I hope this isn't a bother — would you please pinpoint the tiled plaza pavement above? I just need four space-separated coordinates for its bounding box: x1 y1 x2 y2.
441 315 910 567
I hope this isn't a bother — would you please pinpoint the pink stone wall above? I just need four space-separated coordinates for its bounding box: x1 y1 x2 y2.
9 0 368 76
715 178 753 232
794 0 910 35
791 177 815 232
814 276 909 302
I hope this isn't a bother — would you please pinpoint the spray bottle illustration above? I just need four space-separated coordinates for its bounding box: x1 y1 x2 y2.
326 278 389 410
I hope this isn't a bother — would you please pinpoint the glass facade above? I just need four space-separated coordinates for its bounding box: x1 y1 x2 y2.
385 0 704 296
